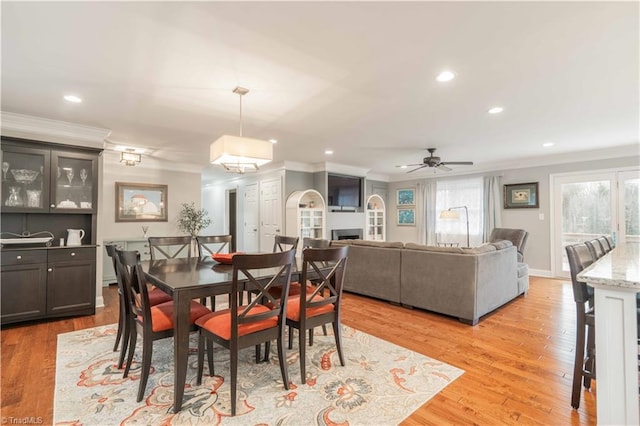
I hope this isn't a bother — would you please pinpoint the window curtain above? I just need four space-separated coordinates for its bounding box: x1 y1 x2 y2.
435 177 484 247
483 175 502 241
416 181 437 245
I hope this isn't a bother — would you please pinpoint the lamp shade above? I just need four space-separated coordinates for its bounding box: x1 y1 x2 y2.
440 210 460 219
210 135 273 168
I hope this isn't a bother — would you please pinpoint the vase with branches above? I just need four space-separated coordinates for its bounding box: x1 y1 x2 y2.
177 202 212 256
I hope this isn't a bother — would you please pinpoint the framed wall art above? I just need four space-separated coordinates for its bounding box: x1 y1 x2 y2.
397 208 415 226
116 182 168 222
397 188 415 206
504 182 539 209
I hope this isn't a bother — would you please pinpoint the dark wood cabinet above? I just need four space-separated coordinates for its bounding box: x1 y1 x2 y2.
0 250 47 323
46 248 96 316
1 137 101 325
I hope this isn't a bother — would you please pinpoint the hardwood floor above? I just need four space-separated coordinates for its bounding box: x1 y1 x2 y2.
0 276 596 425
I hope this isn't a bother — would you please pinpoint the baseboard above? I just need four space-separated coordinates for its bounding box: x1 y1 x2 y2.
95 296 105 309
529 268 553 278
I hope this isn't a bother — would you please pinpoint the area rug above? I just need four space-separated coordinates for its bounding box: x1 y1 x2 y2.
54 324 463 425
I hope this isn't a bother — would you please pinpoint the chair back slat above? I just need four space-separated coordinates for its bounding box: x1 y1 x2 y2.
565 243 595 304
585 239 604 260
196 235 232 259
605 235 615 250
301 246 349 310
273 235 299 253
116 249 152 322
596 236 612 253
149 236 192 260
230 250 295 338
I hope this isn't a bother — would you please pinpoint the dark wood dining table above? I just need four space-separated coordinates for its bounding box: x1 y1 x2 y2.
143 255 308 413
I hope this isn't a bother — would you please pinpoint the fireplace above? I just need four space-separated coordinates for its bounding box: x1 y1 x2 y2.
331 228 363 240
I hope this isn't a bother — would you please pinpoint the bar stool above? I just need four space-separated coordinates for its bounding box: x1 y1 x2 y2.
566 242 596 409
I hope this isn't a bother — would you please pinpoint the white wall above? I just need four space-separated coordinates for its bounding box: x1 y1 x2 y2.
101 160 202 240
386 155 640 276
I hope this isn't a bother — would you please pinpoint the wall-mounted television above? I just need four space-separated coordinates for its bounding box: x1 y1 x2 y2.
327 173 362 208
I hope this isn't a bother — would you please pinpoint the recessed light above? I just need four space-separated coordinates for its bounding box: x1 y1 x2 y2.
543 142 555 147
64 95 82 103
436 71 455 82
269 139 278 144
325 150 334 155
488 106 504 114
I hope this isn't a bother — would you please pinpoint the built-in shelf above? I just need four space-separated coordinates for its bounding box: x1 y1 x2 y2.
365 194 385 241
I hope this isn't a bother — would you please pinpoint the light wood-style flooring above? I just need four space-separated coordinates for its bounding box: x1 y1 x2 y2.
1 276 596 424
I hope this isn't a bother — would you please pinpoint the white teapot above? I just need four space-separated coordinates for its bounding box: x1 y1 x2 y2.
66 229 85 246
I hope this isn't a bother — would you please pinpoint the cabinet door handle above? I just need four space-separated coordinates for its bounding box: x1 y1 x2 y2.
71 252 76 256
48 268 53 272
16 255 22 260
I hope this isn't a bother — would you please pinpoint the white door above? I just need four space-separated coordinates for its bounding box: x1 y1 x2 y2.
551 168 639 277
259 177 283 253
243 183 259 253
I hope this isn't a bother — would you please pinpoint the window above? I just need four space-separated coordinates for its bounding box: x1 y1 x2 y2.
435 177 484 247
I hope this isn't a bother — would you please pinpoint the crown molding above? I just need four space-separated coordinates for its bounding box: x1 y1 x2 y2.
0 111 110 149
311 162 371 176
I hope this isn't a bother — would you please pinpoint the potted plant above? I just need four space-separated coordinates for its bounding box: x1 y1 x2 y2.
177 202 212 255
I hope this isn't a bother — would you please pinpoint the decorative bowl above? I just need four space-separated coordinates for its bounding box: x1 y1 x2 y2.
11 169 39 184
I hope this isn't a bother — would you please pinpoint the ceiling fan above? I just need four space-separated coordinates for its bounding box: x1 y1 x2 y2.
398 148 473 173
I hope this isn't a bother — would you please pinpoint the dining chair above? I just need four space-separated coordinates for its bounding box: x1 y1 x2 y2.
585 239 605 260
605 235 615 250
116 249 211 402
105 244 127 356
196 235 232 260
273 235 299 253
148 236 192 260
596 236 612 253
565 242 596 409
285 245 349 384
195 249 295 416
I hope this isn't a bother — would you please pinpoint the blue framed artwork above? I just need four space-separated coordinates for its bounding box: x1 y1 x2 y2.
397 188 415 206
397 208 415 226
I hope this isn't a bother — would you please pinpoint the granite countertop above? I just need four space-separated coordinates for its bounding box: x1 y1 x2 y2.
578 242 640 290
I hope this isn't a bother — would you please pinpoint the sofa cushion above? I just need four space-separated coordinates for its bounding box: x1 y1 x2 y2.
462 244 497 254
351 239 405 249
404 243 464 254
490 240 513 250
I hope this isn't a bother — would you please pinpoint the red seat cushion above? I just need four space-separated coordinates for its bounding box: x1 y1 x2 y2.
148 287 172 306
146 300 211 332
212 252 243 264
195 305 277 340
286 295 334 321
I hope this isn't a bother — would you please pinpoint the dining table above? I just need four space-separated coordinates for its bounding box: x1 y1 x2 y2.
142 255 317 413
577 241 639 426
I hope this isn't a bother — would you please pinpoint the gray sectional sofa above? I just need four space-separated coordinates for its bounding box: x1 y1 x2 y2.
332 239 528 325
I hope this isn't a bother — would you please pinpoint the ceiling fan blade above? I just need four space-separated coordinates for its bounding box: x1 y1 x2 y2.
407 165 428 173
441 161 474 166
436 164 452 172
396 163 424 168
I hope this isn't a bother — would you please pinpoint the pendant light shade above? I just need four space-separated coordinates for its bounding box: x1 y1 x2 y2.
210 87 273 174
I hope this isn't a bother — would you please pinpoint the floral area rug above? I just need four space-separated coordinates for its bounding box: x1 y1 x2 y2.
54 324 463 425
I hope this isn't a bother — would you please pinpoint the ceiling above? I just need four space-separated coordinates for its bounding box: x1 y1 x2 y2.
2 2 638 181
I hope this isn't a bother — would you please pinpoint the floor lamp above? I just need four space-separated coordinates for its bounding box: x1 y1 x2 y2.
440 206 470 248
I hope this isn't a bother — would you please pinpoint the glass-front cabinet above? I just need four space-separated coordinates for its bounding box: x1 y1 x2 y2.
1 143 97 213
286 189 326 252
51 151 98 213
1 145 50 212
365 194 386 241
